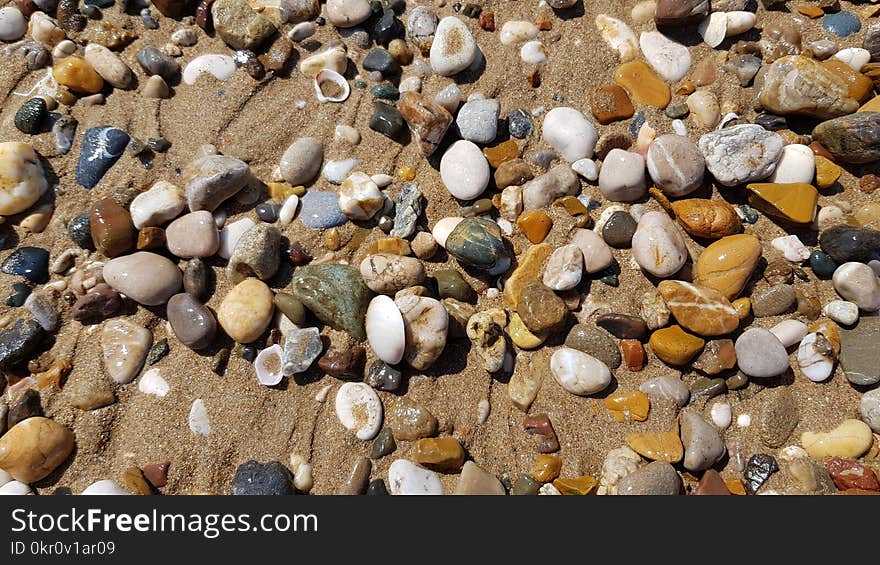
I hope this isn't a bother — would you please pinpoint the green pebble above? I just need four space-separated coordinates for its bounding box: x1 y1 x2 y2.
690 377 727 399
511 474 541 495
725 372 749 391
434 269 475 302
460 198 493 217
14 98 47 134
369 428 396 459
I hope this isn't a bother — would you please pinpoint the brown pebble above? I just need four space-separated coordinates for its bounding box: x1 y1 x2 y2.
288 241 313 265
859 174 880 193
90 198 136 258
621 339 646 371
317 344 365 379
694 469 731 495
141 461 170 488
590 84 635 125
596 313 649 340
137 227 166 250
479 11 495 31
123 466 153 495
523 413 560 453
340 457 371 495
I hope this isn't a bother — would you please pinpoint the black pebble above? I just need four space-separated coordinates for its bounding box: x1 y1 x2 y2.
743 453 779 495
507 109 533 139
365 360 402 392
372 9 402 45
255 203 281 223
7 388 43 428
242 346 257 363
76 126 130 189
232 460 294 495
369 101 405 140
602 211 637 249
366 479 388 495
363 48 398 74
6 282 31 307
183 258 208 300
0 319 46 370
1 246 50 283
819 225 880 264
14 98 47 134
68 212 95 249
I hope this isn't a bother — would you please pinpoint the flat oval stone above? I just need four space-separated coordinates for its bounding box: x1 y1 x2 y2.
735 327 789 378
430 16 477 76
298 190 348 229
360 254 425 296
440 140 490 200
833 262 880 311
290 264 373 341
387 397 437 440
366 295 405 365
648 325 704 366
671 198 741 239
647 134 705 197
550 347 612 396
695 234 762 299
167 293 216 350
217 278 274 343
279 137 323 186
631 211 688 277
801 419 873 459
445 217 509 272
812 112 880 164
639 376 690 407
335 382 383 440
103 252 182 305
759 388 800 448
518 283 567 333
658 280 739 336
601 210 637 248
166 210 219 258
90 198 136 258
232 460 293 495
101 319 152 384
76 126 129 189
617 461 681 495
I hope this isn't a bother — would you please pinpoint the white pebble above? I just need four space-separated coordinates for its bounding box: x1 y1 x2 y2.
288 22 316 42
520 40 548 65
440 140 489 200
595 14 639 61
672 119 687 136
823 300 859 325
550 347 612 396
0 7 27 42
0 480 32 495
433 83 462 113
834 47 870 71
736 414 751 427
399 76 421 93
323 158 359 184
255 344 284 386
797 332 835 382
335 382 383 440
171 28 198 46
710 402 732 430
81 480 128 495
572 159 598 181
769 144 815 184
698 11 727 48
52 40 76 58
388 459 442 495
724 11 756 37
182 54 236 85
188 399 211 436
477 399 490 424
500 20 539 46
771 235 811 263
371 173 393 187
314 384 332 402
278 194 299 225
542 107 598 162
639 31 691 82
334 124 361 145
138 368 169 397
294 463 313 493
430 16 477 76
366 295 406 365
770 319 808 348
833 262 880 311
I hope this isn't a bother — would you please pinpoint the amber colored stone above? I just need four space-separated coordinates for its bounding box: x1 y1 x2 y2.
535 15 553 31
797 5 824 17
137 227 166 250
658 280 740 337
621 339 646 371
398 166 416 181
554 195 588 216
324 227 342 251
675 81 696 95
53 56 104 94
671 198 742 239
694 469 732 495
589 84 635 125
414 437 466 472
503 243 552 308
814 155 841 189
860 174 880 193
695 234 763 299
553 476 597 495
87 21 138 50
478 11 495 31
725 478 747 495
91 198 136 258
517 210 552 243
810 141 835 161
531 453 562 483
822 59 873 103
604 391 650 422
626 427 683 463
483 139 519 168
808 319 840 353
367 237 412 256
123 466 153 495
690 57 716 87
692 339 736 375
746 182 819 225
614 61 671 109
267 182 304 201
649 325 705 366
732 297 751 319
854 202 880 230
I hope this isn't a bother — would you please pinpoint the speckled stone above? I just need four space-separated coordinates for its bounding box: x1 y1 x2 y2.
290 264 373 341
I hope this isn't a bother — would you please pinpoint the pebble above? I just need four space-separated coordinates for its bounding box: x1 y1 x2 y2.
798 331 836 382
83 44 133 90
338 172 384 221
614 60 671 108
434 269 474 302
138 368 169 398
290 264 372 341
649 325 704 365
0 144 43 217
167 293 216 350
751 284 797 317
735 328 789 378
135 46 180 83
564 324 621 369
278 327 320 376
184 154 252 213
408 5 437 44
681 411 725 472
75 126 129 190
298 190 348 229
520 41 547 65
518 282 567 333
508 109 534 138
522 164 580 210
550 347 612 396
335 382 383 441
217 218 255 260
770 235 810 263
326 0 371 28
0 6 26 41
640 292 669 330
189 399 211 436
395 294 448 370
823 300 858 325
101 319 151 384
823 11 861 38
646 134 705 197
698 125 783 187
398 92 453 157
430 16 477 76
456 98 499 144
129 181 185 230
833 262 880 312
617 461 681 495
232 460 293 495
746 182 818 226
695 234 762 299
391 183 423 239
414 437 465 472
370 101 406 140
640 376 690 407
439 140 490 200
595 14 639 62
820 225 880 264
455 461 505 495
658 280 738 336
710 402 732 429
542 107 598 162
860 389 880 433
24 291 57 332
365 359 402 392
840 318 880 386
542 244 583 291
639 30 691 82
631 211 688 277
770 319 808 348
686 90 721 128
802 419 873 459
445 217 509 273
217 279 274 343
278 137 322 187
0 416 74 483
366 295 406 365
813 111 880 164
388 459 442 495
166 211 220 258
182 54 236 84
103 252 182 306
1 246 49 284
598 149 647 202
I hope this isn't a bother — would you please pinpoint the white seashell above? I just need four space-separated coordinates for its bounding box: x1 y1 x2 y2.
724 11 756 37
770 319 808 348
314 68 350 103
797 332 835 382
698 12 727 48
432 216 464 248
81 480 128 495
278 194 299 225
388 459 443 495
182 54 236 85
322 157 358 183
188 399 211 436
595 14 639 62
138 368 169 397
477 398 490 424
335 382 383 440
366 295 405 365
294 463 313 493
822 300 859 325
710 402 732 429
499 20 539 46
520 40 548 65
834 47 871 71
718 113 738 129
255 344 284 386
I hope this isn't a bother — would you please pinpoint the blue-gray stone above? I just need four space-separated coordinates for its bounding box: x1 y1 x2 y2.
299 190 348 228
363 48 398 73
823 11 861 38
135 46 180 81
508 109 533 139
232 460 294 495
52 116 77 155
0 319 45 369
630 112 645 138
390 182 422 238
1 247 50 283
76 126 129 189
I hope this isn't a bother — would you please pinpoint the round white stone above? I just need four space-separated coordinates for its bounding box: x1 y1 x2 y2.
710 402 732 430
520 40 548 65
822 300 859 325
737 414 751 427
769 319 808 348
81 480 129 495
325 0 371 28
798 332 835 382
543 244 583 290
0 7 27 42
542 107 598 162
440 140 490 200
768 144 815 184
834 47 871 71
832 262 880 311
725 11 756 37
550 347 612 396
183 54 236 85
366 295 406 365
388 459 443 495
138 368 169 397
499 20 538 45
598 149 647 202
335 382 383 440
430 16 477 76
639 31 691 82
631 211 688 277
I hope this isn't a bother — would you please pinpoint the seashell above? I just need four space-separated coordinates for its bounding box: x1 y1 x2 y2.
335 382 383 440
314 68 350 103
595 14 639 62
255 344 284 386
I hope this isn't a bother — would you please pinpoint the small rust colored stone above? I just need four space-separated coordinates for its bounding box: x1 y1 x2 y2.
137 227 166 250
479 11 495 31
692 339 737 375
859 173 880 194
810 141 835 161
589 84 635 125
827 457 880 491
621 339 646 371
288 241 313 265
523 413 560 453
142 461 170 488
694 469 732 495
318 345 366 379
535 15 553 31
527 69 540 88
90 198 135 258
483 139 519 168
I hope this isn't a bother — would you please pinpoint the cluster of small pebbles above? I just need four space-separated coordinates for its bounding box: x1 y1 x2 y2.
1 0 880 497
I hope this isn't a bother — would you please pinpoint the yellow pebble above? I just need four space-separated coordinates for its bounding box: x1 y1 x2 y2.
398 165 416 181
531 454 562 483
553 476 598 495
732 297 751 319
507 312 547 349
801 419 873 459
52 56 104 94
603 391 650 422
814 155 841 190
267 182 304 201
